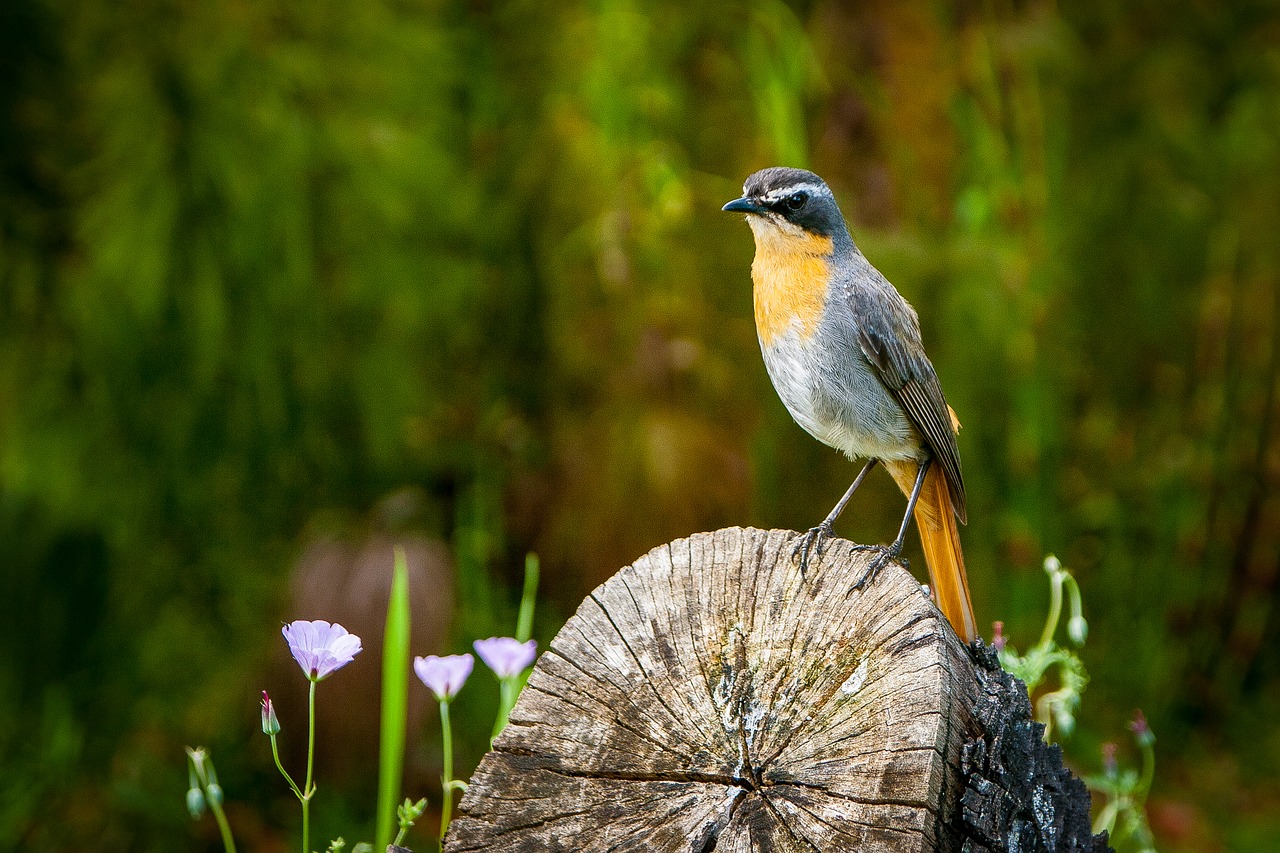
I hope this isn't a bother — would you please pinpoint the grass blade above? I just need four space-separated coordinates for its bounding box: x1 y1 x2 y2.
375 547 412 849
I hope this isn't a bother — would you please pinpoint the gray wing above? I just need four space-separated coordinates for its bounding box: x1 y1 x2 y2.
850 278 967 524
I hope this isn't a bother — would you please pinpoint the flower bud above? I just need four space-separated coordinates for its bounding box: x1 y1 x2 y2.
991 621 1006 652
398 797 428 822
1101 742 1117 776
1051 698 1076 736
261 690 280 735
1067 615 1088 646
186 786 207 819
205 783 223 807
1129 709 1154 746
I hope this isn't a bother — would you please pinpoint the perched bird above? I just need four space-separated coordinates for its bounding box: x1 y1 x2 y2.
723 167 978 642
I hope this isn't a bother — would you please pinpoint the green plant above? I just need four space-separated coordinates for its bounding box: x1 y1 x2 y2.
187 551 541 851
997 556 1158 852
1086 713 1158 853
996 555 1089 739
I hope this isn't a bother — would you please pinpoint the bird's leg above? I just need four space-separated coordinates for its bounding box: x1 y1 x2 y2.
852 458 930 589
793 458 879 576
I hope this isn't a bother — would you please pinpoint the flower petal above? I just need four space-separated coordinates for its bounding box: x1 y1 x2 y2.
414 654 474 700
474 637 538 679
283 620 362 680
328 632 363 661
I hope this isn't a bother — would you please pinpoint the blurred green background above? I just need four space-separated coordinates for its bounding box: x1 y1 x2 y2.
3 0 1279 849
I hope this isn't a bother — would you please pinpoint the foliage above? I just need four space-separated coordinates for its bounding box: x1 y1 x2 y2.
3 0 1280 849
997 555 1089 740
1086 715 1158 853
194 556 537 851
997 556 1156 851
185 747 236 853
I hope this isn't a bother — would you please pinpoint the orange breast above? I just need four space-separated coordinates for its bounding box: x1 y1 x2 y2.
751 230 833 347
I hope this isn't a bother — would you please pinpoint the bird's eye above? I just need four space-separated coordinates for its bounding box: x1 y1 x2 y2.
785 192 807 211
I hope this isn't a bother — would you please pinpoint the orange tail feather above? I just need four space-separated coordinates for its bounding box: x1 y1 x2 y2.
886 460 978 643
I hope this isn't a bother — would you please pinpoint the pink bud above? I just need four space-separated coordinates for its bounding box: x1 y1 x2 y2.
261 690 280 735
1101 742 1117 775
1129 709 1154 746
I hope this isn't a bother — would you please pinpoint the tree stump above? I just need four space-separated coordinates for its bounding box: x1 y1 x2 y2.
444 527 1107 852
960 644 1109 853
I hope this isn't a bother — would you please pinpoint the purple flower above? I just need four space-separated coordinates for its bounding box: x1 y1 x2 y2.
414 654 474 700
282 620 363 681
474 637 537 679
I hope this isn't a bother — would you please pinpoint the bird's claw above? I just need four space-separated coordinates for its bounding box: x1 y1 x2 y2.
792 523 834 577
849 541 905 590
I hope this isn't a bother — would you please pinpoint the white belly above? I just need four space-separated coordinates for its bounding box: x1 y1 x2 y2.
760 327 919 462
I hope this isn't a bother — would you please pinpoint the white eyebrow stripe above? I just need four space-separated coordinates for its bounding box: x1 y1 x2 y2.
760 182 827 200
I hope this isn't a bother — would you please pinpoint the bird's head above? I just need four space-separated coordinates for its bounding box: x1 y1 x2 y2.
722 167 848 247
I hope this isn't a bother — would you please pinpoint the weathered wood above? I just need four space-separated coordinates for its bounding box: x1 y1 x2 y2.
959 643 1109 852
445 527 981 852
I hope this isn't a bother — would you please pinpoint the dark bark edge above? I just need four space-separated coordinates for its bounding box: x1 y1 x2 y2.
956 641 1112 853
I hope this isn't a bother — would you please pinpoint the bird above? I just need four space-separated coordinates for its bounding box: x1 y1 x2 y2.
723 166 978 643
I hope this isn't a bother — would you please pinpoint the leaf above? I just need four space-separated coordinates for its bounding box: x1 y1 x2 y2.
375 549 412 850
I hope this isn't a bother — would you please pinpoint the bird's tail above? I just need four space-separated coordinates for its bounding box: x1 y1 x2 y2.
886 460 978 643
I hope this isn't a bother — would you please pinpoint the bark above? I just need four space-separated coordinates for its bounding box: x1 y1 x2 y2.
959 642 1110 852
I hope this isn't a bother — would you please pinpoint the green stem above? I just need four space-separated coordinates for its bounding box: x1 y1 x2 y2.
516 554 539 643
490 678 515 746
1037 566 1064 651
439 699 455 843
1065 574 1084 625
303 679 317 853
1092 799 1120 836
300 794 309 853
1137 739 1156 800
208 795 238 853
270 735 304 800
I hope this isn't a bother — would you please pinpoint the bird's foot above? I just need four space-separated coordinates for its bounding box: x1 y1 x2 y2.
792 522 835 577
849 541 905 590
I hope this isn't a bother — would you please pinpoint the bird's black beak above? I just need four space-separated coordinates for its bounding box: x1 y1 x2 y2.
722 196 767 214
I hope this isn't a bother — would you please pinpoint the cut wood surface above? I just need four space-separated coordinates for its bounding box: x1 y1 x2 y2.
445 527 979 852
